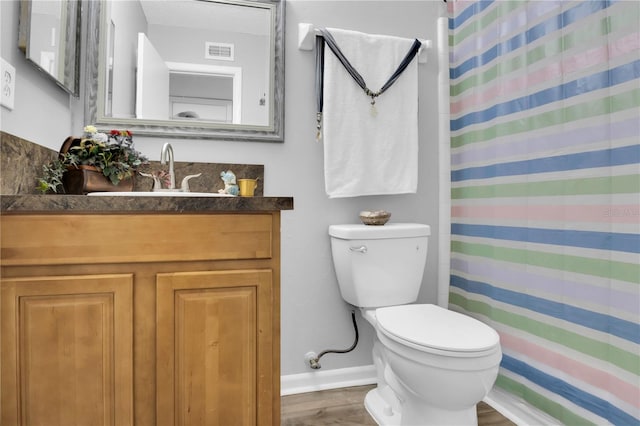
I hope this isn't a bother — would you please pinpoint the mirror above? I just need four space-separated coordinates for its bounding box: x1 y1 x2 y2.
18 0 81 96
85 0 284 141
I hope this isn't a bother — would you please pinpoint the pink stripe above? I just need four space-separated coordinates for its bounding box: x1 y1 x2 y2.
450 0 481 16
451 32 640 114
451 205 640 224
449 1 475 15
500 332 640 408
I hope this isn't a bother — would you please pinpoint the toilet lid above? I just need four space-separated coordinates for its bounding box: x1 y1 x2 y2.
375 304 499 353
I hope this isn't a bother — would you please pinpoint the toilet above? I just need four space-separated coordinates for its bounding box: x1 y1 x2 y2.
329 223 502 426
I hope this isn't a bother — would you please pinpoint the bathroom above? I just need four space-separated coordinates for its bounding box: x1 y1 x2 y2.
1 0 638 425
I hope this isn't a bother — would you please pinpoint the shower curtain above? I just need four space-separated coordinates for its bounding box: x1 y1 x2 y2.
447 1 639 424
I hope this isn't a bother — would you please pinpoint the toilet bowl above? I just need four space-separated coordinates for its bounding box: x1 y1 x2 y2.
329 224 502 425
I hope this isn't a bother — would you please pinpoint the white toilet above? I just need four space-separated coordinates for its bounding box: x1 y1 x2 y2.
329 223 502 426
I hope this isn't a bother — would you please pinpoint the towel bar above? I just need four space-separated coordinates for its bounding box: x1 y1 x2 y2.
297 22 432 63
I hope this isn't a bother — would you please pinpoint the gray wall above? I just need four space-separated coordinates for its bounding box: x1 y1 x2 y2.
1 0 445 377
1 0 74 144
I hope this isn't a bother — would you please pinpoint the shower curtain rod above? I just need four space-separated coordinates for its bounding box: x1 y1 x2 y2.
297 23 433 63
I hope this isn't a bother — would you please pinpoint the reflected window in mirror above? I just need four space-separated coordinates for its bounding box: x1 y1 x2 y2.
85 0 284 142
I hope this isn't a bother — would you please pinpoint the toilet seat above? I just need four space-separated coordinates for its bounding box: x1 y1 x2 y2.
375 304 499 355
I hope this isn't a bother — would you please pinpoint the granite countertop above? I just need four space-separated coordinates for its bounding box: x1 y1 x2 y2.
1 133 292 213
1 194 293 213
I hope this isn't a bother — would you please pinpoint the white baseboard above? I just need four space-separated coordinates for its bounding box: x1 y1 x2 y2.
484 387 561 426
281 364 377 396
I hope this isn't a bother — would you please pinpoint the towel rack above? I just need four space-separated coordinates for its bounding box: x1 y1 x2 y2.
297 22 432 63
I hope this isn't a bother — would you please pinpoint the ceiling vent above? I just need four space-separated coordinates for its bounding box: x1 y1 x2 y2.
205 42 234 61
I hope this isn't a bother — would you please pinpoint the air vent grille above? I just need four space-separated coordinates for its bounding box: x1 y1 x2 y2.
205 42 234 61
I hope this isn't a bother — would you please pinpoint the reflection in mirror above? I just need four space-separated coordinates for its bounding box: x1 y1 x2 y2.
18 0 81 96
86 0 284 141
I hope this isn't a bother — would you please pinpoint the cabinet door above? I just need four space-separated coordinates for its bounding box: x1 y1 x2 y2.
157 269 273 426
1 274 133 426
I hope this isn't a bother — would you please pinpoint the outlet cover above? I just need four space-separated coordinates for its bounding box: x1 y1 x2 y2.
1 58 16 110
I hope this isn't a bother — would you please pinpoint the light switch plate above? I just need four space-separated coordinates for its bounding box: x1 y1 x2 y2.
1 58 16 110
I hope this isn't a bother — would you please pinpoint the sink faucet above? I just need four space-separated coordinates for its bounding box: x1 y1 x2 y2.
160 142 175 189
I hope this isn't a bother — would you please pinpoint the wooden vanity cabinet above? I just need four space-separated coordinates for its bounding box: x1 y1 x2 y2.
1 213 281 426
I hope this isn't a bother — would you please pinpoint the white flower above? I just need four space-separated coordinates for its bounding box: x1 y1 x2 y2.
92 132 109 143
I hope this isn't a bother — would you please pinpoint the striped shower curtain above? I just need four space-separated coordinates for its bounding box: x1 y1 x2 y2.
447 1 639 425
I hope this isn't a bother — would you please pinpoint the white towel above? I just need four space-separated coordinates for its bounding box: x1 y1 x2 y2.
322 28 419 198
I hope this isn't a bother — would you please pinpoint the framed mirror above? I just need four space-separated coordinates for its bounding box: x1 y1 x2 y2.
85 0 284 142
18 0 81 96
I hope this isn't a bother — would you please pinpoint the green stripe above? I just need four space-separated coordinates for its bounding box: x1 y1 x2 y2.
449 293 640 375
495 375 597 426
450 240 640 284
450 9 638 95
451 88 640 147
451 174 640 200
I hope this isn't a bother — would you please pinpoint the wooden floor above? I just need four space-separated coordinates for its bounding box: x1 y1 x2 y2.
282 385 516 426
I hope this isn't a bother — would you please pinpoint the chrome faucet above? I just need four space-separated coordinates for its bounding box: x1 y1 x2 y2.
160 142 175 189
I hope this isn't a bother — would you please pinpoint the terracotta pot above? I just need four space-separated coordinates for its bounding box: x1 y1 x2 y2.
62 165 134 195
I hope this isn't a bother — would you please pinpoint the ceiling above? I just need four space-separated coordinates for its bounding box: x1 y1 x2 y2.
139 0 272 35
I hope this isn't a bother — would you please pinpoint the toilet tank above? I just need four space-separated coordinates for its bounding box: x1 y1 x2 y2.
329 223 430 308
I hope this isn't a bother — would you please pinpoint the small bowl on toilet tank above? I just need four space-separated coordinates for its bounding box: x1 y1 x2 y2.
359 210 391 225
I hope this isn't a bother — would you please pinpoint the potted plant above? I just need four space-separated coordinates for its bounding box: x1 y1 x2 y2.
37 125 148 194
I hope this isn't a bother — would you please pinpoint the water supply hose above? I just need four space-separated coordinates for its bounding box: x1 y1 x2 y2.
308 310 359 369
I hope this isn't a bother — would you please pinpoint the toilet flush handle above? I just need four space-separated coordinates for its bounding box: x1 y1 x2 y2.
349 245 367 253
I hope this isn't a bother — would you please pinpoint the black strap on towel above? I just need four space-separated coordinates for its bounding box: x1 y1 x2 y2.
315 35 325 139
315 29 422 140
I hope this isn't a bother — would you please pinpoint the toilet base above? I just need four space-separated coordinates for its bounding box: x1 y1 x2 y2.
364 385 479 426
364 387 400 426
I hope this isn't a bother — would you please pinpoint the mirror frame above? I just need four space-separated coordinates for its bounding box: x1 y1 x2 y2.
18 0 81 96
84 0 285 142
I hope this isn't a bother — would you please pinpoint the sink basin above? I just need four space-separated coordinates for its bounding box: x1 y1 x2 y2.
87 191 235 197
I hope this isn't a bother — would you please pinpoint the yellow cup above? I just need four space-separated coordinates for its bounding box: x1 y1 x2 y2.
238 178 258 197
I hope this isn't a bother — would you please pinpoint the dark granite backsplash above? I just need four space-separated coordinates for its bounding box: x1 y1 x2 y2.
135 162 263 195
1 132 58 195
1 132 264 196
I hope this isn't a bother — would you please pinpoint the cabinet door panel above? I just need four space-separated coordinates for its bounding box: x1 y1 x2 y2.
157 270 272 426
1 274 133 426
